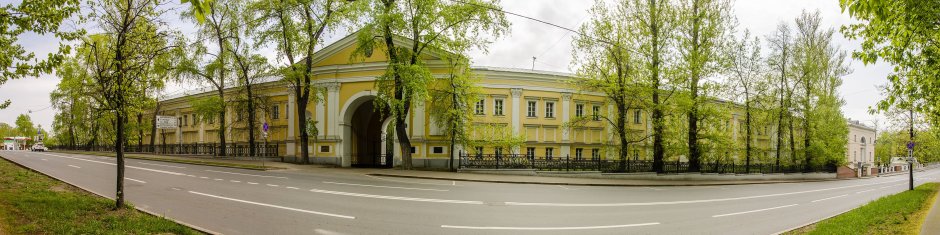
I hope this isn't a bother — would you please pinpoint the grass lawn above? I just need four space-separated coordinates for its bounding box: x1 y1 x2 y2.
787 182 939 235
55 150 278 170
0 156 200 234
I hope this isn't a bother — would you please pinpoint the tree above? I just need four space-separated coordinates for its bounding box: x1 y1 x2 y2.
1 0 83 109
0 123 14 137
792 10 850 171
570 0 644 171
14 114 36 137
674 0 733 172
249 0 365 164
180 0 241 156
727 31 767 172
85 0 178 209
767 22 797 166
625 0 676 173
429 57 479 171
841 0 940 125
354 0 509 169
227 1 272 156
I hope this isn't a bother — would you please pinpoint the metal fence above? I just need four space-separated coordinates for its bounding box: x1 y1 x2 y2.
458 154 834 174
50 143 280 158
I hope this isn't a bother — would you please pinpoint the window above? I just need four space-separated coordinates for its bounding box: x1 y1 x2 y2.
545 147 554 160
575 148 583 160
634 110 641 124
527 101 537 117
475 99 485 115
410 147 417 154
475 146 483 157
592 148 600 160
633 149 639 160
432 146 444 154
526 147 535 158
192 114 198 126
494 147 502 156
271 105 280 119
576 104 584 117
183 116 188 126
545 102 555 118
592 105 600 121
285 104 289 117
178 117 182 127
320 146 330 153
494 99 504 116
854 135 857 142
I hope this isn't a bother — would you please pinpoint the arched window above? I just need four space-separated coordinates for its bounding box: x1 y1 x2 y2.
861 137 866 144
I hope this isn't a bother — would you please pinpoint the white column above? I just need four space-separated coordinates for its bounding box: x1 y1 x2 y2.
560 92 571 158
199 122 205 143
286 87 296 157
413 101 426 138
510 88 522 154
175 109 182 144
326 82 340 139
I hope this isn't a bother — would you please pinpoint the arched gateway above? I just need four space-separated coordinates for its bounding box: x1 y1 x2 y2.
340 93 392 168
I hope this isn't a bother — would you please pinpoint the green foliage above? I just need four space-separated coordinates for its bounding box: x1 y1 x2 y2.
876 128 940 164
428 58 480 151
466 122 525 153
0 123 14 137
841 0 940 124
189 96 225 123
14 114 36 137
0 0 84 84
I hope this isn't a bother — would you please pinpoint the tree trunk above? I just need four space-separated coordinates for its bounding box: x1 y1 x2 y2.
617 104 629 171
218 91 227 157
137 113 143 149
650 0 665 174
150 103 159 152
247 83 256 156
745 98 752 174
115 110 126 209
686 0 702 173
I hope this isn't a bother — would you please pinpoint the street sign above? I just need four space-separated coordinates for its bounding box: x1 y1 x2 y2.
156 116 179 129
907 141 915 150
263 122 269 132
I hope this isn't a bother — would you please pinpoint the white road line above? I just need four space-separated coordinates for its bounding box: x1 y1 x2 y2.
506 178 916 207
286 187 300 190
204 170 287 179
68 165 80 168
712 204 798 218
855 189 877 194
187 175 196 177
267 184 279 187
125 177 147 184
136 162 186 169
230 180 241 183
200 176 209 179
441 222 660 230
214 178 223 181
37 153 184 176
188 191 355 219
644 187 664 191
247 182 259 185
41 159 47 161
322 181 449 192
363 174 454 186
811 194 847 203
309 188 484 204
557 185 572 190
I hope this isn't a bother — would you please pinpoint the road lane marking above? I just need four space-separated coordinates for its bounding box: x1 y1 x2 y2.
214 178 223 181
557 185 572 190
286 187 299 190
267 184 279 187
322 181 449 192
441 222 660 230
204 170 287 179
712 204 798 217
363 174 454 186
505 178 920 207
188 191 355 219
308 188 483 204
68 165 80 168
136 162 186 169
37 153 185 176
41 159 47 161
855 189 877 194
125 177 146 184
247 182 258 185
200 176 209 179
645 187 665 191
811 194 847 203
230 180 241 183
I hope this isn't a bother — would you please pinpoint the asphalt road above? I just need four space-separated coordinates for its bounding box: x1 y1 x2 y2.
2 150 938 235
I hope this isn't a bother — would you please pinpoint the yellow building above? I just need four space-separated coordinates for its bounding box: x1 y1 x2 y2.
146 32 785 168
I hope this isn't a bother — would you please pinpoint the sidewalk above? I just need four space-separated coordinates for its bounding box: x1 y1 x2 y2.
55 150 846 186
922 188 940 235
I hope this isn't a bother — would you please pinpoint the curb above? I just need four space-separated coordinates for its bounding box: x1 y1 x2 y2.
0 155 221 235
53 150 275 172
366 173 841 187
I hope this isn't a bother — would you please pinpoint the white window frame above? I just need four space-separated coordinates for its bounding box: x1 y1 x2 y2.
494 99 504 116
475 99 485 115
545 102 555 118
545 147 554 160
575 103 584 117
592 105 600 121
527 101 537 117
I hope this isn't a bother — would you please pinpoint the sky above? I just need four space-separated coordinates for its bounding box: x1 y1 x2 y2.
0 0 894 134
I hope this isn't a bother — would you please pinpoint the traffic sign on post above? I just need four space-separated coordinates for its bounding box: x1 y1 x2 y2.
907 141 915 150
263 122 269 132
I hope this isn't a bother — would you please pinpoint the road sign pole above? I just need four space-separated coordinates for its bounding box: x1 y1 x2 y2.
908 142 914 191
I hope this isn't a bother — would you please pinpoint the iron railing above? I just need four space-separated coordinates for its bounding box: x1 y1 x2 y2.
49 143 280 157
458 154 834 174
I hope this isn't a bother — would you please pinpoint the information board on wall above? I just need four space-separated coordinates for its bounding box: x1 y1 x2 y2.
156 115 179 129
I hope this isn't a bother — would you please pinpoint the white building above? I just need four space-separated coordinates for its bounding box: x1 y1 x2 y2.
2 137 30 150
846 119 876 176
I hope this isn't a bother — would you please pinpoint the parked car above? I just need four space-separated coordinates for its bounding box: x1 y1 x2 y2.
31 143 46 152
